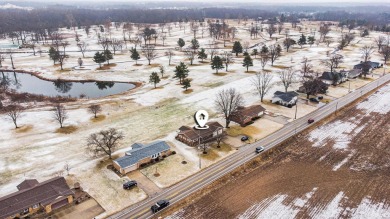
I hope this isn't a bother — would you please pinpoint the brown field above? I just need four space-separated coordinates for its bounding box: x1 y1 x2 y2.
162 86 390 219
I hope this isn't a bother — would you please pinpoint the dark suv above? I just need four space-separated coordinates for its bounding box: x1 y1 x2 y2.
151 200 170 213
123 180 137 190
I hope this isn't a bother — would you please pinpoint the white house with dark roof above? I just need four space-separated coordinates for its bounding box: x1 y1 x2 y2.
271 91 299 107
113 141 171 174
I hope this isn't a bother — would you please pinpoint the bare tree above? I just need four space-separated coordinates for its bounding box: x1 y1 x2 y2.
142 45 157 65
53 104 68 128
87 128 124 159
60 41 70 56
380 46 390 64
243 41 250 53
110 39 124 54
319 23 331 42
269 44 282 66
260 54 269 70
214 88 244 128
222 51 233 72
88 104 102 118
64 162 71 175
215 132 227 148
251 71 274 102
184 48 197 65
360 45 374 62
322 54 343 72
98 37 111 51
278 68 297 92
5 105 23 129
301 57 313 77
57 54 67 70
208 45 218 61
165 49 174 65
267 23 276 38
0 54 4 67
77 41 88 58
375 36 386 51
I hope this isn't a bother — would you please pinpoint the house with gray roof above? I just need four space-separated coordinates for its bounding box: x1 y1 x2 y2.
271 91 299 107
319 71 348 85
113 141 171 174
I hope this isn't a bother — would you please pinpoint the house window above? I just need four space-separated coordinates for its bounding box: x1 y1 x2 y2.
151 153 158 159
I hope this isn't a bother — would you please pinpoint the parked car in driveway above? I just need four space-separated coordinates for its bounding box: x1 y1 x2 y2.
151 200 170 213
123 180 137 190
308 118 315 124
309 97 320 103
255 146 265 153
241 135 249 141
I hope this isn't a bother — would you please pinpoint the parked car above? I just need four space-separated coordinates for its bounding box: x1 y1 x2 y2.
255 146 265 153
123 180 137 190
241 135 249 141
309 97 320 103
308 118 315 124
318 96 324 100
151 200 170 213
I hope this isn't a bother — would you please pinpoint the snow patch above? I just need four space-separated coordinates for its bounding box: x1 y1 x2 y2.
333 151 355 171
356 84 390 114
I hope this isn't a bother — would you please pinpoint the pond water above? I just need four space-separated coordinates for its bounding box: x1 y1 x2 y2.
0 71 136 98
0 44 19 49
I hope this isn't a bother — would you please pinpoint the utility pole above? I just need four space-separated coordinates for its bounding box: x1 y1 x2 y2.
335 102 339 115
294 99 298 120
348 79 351 92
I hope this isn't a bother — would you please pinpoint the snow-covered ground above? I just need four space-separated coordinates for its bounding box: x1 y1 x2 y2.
0 19 389 214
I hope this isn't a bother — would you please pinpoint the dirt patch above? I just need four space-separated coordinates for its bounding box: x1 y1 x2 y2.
213 73 227 76
245 70 257 74
147 63 161 68
14 124 33 133
272 65 290 69
182 89 193 94
55 125 78 134
90 115 106 122
152 86 164 90
97 63 117 70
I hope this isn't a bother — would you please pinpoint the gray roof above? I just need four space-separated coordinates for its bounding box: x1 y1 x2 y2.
273 91 299 102
114 141 170 168
354 61 380 69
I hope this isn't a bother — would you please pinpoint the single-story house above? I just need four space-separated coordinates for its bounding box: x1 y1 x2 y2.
271 91 299 107
113 141 171 174
297 80 329 94
176 121 224 146
319 71 348 85
344 69 362 79
0 177 74 219
353 61 382 70
229 105 266 126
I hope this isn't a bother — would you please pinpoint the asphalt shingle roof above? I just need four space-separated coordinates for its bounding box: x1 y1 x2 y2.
273 91 299 102
114 141 170 168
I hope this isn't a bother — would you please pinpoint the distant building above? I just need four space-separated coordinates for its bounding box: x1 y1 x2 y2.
176 121 224 146
229 105 266 127
0 177 74 219
354 61 382 71
344 69 362 79
271 91 299 107
319 71 348 85
113 141 171 174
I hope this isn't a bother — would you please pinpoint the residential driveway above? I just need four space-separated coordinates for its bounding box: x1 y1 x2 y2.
127 170 162 197
50 198 105 219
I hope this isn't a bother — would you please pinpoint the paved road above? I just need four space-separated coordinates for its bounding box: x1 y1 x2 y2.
108 73 390 219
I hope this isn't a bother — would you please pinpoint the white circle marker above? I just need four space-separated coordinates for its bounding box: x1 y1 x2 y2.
194 110 209 130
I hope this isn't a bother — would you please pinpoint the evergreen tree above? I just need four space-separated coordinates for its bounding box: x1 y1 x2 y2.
191 38 199 51
177 38 185 50
173 62 189 84
298 34 307 48
93 52 106 68
242 54 253 72
104 49 113 64
149 71 161 88
308 36 315 47
232 41 243 56
261 45 269 55
211 55 224 74
130 47 140 64
251 49 259 58
198 48 208 62
49 47 60 64
182 78 191 91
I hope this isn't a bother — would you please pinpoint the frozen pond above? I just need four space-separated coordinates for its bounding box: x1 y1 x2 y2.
0 71 136 98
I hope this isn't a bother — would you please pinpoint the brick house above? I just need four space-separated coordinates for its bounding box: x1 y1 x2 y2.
176 121 224 146
113 141 171 174
229 105 266 127
0 177 74 219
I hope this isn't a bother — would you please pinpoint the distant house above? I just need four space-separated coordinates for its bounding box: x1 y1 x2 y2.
0 177 74 219
271 91 299 107
344 69 362 79
319 71 348 85
354 61 382 71
113 141 171 174
229 105 266 127
176 121 224 146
